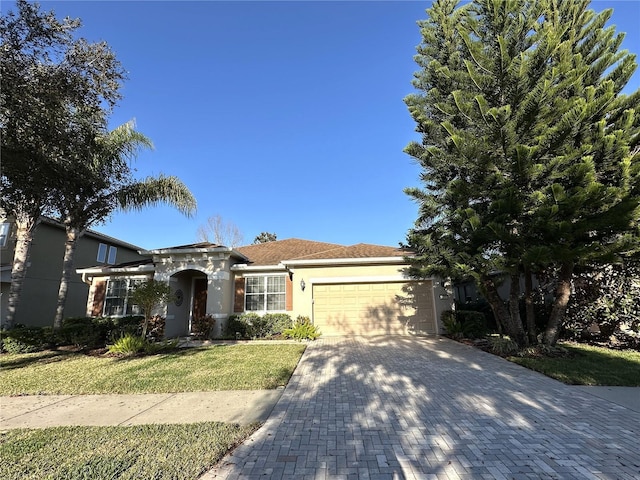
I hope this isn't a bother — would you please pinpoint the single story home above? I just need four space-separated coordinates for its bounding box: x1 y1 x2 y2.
77 238 453 337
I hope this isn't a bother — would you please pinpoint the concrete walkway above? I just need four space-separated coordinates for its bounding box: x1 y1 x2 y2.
205 337 640 479
0 390 282 429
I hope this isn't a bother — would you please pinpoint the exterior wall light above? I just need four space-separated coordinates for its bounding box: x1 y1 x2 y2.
300 279 306 291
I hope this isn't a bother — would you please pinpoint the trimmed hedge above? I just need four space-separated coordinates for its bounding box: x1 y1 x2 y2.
0 316 145 353
1 325 54 353
225 313 293 339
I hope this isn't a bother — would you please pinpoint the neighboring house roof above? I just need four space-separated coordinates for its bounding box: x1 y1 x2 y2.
234 238 343 266
0 214 144 253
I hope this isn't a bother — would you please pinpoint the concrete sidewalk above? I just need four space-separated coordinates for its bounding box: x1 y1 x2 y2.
1 383 637 430
0 389 283 429
572 385 640 413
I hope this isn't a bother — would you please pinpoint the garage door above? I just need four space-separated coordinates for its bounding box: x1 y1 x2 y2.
312 281 435 336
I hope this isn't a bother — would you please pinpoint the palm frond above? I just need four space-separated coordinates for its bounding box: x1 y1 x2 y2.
116 175 197 217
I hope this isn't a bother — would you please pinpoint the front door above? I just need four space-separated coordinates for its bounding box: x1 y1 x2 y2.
192 278 208 322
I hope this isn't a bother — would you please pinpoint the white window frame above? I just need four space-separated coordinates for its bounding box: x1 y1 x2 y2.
107 246 117 264
0 223 10 247
97 243 108 262
244 274 287 312
103 277 145 317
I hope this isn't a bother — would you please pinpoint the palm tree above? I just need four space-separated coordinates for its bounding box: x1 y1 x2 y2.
52 120 196 329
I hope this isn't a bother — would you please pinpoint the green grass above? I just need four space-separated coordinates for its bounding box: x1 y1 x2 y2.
0 344 306 395
509 342 640 386
0 422 257 480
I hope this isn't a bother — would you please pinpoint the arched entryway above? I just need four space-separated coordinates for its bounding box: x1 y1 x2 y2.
165 269 207 338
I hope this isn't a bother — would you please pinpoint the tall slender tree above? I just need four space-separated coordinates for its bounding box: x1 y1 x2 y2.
405 0 640 347
1 0 124 328
52 121 197 328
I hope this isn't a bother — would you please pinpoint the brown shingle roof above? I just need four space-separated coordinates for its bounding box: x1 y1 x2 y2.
234 238 343 266
290 243 409 260
234 239 411 266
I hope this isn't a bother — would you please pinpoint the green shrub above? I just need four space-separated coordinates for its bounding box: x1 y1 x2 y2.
243 313 269 338
441 311 464 339
224 313 294 339
192 314 215 340
107 334 148 356
457 310 487 338
107 333 179 356
441 310 487 339
283 316 321 341
262 313 293 335
108 315 144 341
225 313 264 338
225 315 249 338
489 336 519 356
1 326 52 353
56 317 111 348
455 299 498 332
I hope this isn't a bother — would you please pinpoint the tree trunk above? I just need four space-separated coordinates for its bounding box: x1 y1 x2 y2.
53 226 80 329
508 272 528 348
543 262 574 346
523 266 537 344
483 274 528 348
481 276 509 335
4 214 39 329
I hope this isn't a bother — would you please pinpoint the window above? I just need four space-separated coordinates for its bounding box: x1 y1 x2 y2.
103 278 144 316
97 243 108 262
245 275 286 312
107 246 117 264
0 223 10 247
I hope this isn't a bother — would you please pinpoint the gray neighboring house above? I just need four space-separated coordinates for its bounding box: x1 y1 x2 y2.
0 215 146 328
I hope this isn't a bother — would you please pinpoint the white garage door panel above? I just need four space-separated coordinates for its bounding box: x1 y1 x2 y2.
313 281 435 336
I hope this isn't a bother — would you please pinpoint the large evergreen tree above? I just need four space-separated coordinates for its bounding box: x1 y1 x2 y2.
405 0 640 347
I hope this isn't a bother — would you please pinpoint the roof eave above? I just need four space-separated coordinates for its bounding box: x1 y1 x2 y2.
231 264 288 272
76 264 156 275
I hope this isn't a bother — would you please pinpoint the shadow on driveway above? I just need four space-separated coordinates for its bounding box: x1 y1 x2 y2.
206 336 640 479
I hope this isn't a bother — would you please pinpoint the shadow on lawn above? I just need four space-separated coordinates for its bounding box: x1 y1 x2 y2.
0 349 80 371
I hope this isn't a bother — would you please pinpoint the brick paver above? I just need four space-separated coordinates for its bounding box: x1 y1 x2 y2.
203 337 640 479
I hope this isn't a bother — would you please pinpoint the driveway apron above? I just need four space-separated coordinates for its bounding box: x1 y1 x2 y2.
205 337 640 479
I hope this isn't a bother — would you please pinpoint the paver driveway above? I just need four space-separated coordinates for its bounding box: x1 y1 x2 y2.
205 337 640 479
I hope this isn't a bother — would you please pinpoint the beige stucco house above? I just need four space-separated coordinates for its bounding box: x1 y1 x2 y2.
77 238 453 337
0 215 145 328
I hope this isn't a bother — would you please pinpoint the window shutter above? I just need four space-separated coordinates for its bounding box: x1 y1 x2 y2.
234 277 245 312
285 275 293 311
92 280 106 317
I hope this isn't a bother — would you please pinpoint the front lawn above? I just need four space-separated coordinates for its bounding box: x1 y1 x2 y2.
0 422 256 480
509 342 640 386
0 344 306 395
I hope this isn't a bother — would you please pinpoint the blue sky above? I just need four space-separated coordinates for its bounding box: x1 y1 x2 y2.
10 1 640 250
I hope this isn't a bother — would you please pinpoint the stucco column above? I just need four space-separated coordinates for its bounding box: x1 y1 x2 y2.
206 271 232 337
